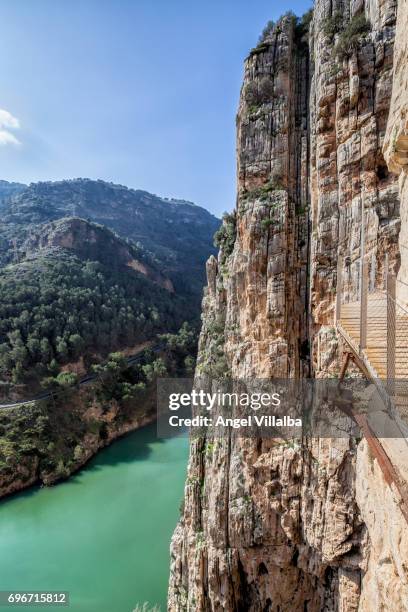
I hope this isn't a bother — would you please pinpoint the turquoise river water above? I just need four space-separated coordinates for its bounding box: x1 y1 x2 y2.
0 424 189 612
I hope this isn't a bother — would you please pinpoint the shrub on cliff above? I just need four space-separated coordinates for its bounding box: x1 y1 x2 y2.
261 218 274 231
213 212 236 264
334 14 371 60
299 8 313 32
294 8 314 51
322 11 343 39
258 20 275 43
258 77 274 103
244 78 274 109
241 177 285 203
243 82 259 106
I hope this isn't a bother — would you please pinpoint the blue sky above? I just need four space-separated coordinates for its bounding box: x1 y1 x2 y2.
0 0 311 217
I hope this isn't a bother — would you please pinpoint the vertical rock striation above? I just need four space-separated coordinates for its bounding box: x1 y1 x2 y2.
383 0 408 306
310 0 400 377
169 1 408 610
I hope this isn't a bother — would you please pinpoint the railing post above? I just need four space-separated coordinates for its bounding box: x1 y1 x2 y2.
335 255 343 324
359 198 367 352
387 273 396 388
370 252 376 293
384 253 389 290
360 258 368 352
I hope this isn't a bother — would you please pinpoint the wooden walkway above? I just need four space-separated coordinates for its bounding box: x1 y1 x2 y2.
336 284 408 523
338 291 408 380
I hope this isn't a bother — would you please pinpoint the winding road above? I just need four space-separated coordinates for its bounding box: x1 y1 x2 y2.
0 341 164 409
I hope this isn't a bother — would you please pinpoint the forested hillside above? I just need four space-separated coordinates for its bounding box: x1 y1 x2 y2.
0 180 25 205
0 178 219 299
0 179 219 398
0 180 211 492
0 217 190 393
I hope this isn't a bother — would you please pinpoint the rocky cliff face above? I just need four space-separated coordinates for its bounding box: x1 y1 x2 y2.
383 0 408 306
169 2 408 610
310 0 400 378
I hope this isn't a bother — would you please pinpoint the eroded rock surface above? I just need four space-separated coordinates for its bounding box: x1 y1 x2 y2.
383 0 408 306
169 2 408 610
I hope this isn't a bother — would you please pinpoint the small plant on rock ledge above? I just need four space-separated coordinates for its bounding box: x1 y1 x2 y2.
258 20 275 43
333 14 371 60
248 41 270 58
295 203 309 216
244 77 275 110
261 218 274 231
328 61 342 78
242 177 285 203
322 11 343 40
213 211 237 265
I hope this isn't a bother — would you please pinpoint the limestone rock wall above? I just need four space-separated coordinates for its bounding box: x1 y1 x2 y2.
383 0 408 305
310 0 399 377
225 14 310 380
355 439 408 611
168 2 408 610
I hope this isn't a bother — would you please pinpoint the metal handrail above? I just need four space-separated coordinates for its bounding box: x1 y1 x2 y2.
397 278 408 288
336 257 406 375
381 284 408 317
390 294 408 318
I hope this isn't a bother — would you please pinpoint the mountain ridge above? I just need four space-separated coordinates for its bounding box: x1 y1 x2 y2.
21 216 174 292
0 177 220 301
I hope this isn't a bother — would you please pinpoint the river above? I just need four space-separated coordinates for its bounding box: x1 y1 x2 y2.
0 424 189 612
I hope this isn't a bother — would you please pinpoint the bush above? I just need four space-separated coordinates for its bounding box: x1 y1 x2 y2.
242 177 285 202
322 12 371 60
258 77 274 103
294 9 314 50
328 62 342 78
299 9 313 33
213 212 236 264
322 12 343 39
41 371 78 390
244 77 274 109
56 371 78 388
243 82 259 106
334 14 371 60
261 218 274 231
258 20 275 43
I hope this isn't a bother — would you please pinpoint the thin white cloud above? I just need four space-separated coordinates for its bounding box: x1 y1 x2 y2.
0 109 21 146
0 130 20 146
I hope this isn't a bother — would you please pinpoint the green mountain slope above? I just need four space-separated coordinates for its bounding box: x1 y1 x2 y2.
0 180 25 206
0 217 189 391
0 178 220 300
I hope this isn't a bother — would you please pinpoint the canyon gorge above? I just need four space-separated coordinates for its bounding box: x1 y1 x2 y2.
169 0 408 610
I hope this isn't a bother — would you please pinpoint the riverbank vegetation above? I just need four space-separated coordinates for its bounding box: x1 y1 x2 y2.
0 323 198 493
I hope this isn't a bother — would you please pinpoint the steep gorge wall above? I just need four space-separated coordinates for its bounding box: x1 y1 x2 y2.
383 0 408 305
169 1 408 610
310 0 400 377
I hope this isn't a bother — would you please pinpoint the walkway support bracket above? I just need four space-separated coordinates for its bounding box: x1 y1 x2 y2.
339 352 352 382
